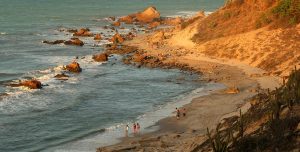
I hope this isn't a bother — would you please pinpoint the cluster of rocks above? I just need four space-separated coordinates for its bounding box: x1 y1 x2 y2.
42 38 84 46
121 50 198 73
111 6 184 29
15 6 201 90
8 60 83 90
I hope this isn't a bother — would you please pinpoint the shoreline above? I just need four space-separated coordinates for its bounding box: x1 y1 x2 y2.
52 79 225 152
97 31 281 151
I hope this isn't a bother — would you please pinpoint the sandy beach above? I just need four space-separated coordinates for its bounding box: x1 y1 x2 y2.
97 30 282 151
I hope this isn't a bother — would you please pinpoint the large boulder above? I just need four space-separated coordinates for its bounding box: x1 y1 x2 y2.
64 38 84 46
93 53 108 62
9 80 42 89
110 33 124 44
119 16 134 24
94 34 102 40
73 28 93 37
112 21 121 27
135 6 160 23
66 61 82 73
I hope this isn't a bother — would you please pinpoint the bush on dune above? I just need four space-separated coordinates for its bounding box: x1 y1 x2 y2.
272 0 300 24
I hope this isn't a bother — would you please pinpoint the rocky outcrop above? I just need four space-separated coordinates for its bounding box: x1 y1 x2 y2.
148 21 161 29
125 32 136 40
162 17 183 26
118 16 134 24
105 45 137 55
94 34 102 40
42 40 65 45
73 28 93 37
112 21 121 27
9 80 42 89
225 87 240 94
64 38 84 46
135 6 160 23
43 38 84 46
148 31 165 44
93 53 108 62
110 33 124 43
66 61 82 73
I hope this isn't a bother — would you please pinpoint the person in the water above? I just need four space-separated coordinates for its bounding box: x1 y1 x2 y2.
125 124 129 137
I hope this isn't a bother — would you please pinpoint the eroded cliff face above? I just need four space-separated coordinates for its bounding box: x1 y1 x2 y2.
165 0 300 77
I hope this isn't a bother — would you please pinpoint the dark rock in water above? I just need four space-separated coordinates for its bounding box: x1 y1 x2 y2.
93 53 108 62
108 16 116 21
110 33 124 43
148 21 160 29
110 27 116 31
65 61 82 73
42 40 65 45
73 28 93 37
94 34 102 40
119 15 134 24
9 80 42 89
54 73 69 80
64 38 84 46
67 29 78 33
0 93 9 98
103 25 109 29
112 21 121 27
0 93 9 100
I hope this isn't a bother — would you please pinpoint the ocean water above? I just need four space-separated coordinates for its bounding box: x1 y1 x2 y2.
0 0 224 152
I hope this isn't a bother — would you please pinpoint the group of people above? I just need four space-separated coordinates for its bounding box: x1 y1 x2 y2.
125 122 140 137
175 107 186 120
124 107 187 137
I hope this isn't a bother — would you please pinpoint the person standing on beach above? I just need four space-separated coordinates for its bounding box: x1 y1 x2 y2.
125 124 129 137
182 108 186 117
176 107 180 120
133 123 137 133
136 123 140 133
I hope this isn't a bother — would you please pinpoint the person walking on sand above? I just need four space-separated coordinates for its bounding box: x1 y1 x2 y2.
176 107 180 120
182 108 186 117
136 123 140 133
133 123 137 133
125 124 129 137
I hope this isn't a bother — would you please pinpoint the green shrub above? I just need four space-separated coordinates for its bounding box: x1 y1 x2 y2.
272 0 300 24
256 13 272 29
224 12 231 19
209 21 218 28
207 126 229 152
